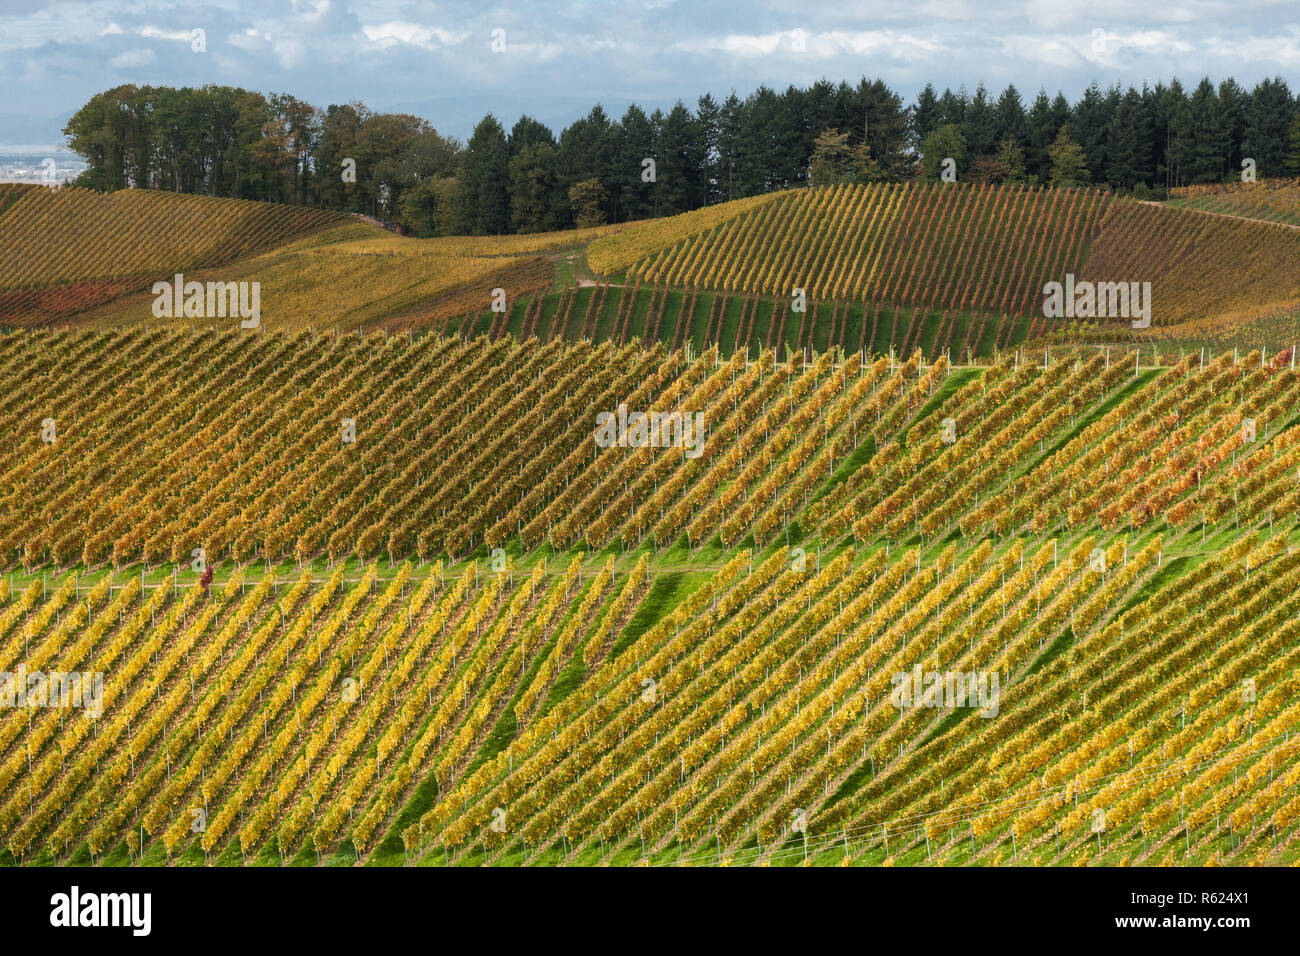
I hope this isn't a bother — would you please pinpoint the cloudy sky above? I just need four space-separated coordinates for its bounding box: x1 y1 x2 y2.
1 0 1298 145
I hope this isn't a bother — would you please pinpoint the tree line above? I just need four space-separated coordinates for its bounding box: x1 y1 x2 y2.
64 77 1300 237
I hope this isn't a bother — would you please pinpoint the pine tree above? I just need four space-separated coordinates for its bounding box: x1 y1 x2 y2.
1286 111 1300 176
1025 89 1058 182
717 92 744 201
1106 91 1148 189
508 143 563 233
1245 78 1295 178
653 101 705 215
963 83 998 158
938 86 969 129
557 105 618 223
855 78 909 178
695 93 722 205
994 85 1027 148
1186 78 1228 182
912 83 940 150
461 114 510 235
1070 82 1112 183
507 116 554 157
617 104 655 222
1218 78 1248 176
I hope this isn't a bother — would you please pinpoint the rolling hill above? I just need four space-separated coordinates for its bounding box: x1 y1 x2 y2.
4 180 1300 868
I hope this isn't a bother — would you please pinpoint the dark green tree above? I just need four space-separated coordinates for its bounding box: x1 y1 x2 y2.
508 142 564 232
617 104 656 221
1245 78 1295 178
963 83 997 158
653 101 705 215
994 85 1027 150
911 83 940 150
1106 89 1149 189
460 114 510 234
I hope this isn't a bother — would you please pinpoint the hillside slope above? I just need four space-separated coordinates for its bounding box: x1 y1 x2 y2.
0 186 350 326
2 328 1300 867
1167 178 1300 227
13 183 1300 352
606 183 1114 316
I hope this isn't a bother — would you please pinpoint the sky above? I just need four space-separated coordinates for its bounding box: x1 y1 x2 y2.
0 0 1298 147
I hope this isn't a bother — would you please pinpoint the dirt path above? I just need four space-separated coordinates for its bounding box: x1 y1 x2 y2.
1145 199 1300 231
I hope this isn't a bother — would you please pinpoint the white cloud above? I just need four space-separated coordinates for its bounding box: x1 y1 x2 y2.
1203 33 1300 67
360 21 468 50
676 28 942 61
673 30 802 56
816 30 945 60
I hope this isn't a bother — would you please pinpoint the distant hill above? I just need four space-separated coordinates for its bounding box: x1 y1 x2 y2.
8 182 1300 353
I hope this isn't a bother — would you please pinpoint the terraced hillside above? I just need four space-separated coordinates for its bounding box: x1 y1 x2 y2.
3 327 1300 867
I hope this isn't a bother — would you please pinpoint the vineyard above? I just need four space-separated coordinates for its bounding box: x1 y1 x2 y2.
70 233 557 333
447 282 1024 359
599 183 1300 339
611 183 1115 317
1082 198 1300 331
0 186 349 326
14 329 1292 573
12 181 1300 355
1 322 1300 867
3 169 1300 869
